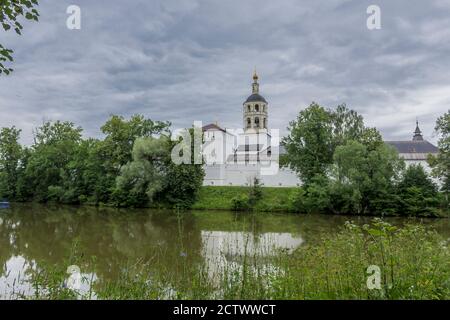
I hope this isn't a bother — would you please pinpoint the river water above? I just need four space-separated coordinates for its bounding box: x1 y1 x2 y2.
0 203 448 299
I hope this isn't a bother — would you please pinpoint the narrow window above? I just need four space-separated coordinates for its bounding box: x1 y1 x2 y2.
255 117 260 128
255 104 259 112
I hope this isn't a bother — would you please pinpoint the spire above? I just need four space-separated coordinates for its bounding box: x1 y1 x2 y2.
252 69 259 94
413 119 424 141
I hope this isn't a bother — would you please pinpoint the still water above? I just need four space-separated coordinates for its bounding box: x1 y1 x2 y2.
0 203 449 298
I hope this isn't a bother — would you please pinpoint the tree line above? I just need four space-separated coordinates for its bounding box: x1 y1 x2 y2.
0 107 448 216
0 115 204 208
283 104 449 216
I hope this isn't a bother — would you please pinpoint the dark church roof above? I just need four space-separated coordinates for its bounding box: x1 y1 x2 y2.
244 93 267 104
202 123 226 132
385 140 438 154
386 121 438 156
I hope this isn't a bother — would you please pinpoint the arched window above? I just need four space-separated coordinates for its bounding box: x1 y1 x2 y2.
246 117 251 128
254 117 260 128
263 118 267 129
255 104 259 112
247 105 251 112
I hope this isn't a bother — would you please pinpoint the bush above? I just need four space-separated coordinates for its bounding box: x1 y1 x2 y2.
231 194 250 211
398 187 441 217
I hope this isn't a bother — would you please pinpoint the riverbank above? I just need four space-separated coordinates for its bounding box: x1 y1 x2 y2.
4 186 448 217
192 186 298 212
192 186 449 217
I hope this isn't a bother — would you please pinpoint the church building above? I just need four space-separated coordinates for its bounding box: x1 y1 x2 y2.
386 121 439 174
202 73 439 187
202 71 301 187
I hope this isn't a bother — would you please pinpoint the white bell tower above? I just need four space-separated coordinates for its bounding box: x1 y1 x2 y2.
243 70 268 133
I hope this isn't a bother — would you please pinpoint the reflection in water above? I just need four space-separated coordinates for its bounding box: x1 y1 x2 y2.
202 231 303 284
202 231 303 258
0 256 33 298
0 203 448 299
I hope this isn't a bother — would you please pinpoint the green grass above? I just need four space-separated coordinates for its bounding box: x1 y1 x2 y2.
192 186 299 212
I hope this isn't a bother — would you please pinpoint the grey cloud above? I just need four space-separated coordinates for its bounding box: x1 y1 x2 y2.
0 0 449 145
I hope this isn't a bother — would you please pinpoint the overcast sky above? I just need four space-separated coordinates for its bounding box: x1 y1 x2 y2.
0 0 449 144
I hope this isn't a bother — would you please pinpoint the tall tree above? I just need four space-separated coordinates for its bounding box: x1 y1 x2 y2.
23 121 83 202
93 115 170 203
283 103 334 185
283 103 382 185
0 0 39 74
114 136 170 207
428 111 450 196
0 126 22 198
100 114 170 171
114 129 204 208
330 141 404 215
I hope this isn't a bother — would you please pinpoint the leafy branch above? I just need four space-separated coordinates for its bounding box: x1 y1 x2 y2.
0 0 39 75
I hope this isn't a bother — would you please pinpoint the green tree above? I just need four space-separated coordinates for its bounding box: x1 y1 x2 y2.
23 121 83 202
290 175 330 214
283 103 382 185
76 138 112 204
398 186 441 217
114 132 204 208
101 114 170 170
330 141 404 215
428 111 450 196
98 115 170 204
283 102 334 185
14 146 31 201
394 164 441 216
0 126 22 199
0 0 39 74
331 104 365 147
114 136 169 207
398 164 437 196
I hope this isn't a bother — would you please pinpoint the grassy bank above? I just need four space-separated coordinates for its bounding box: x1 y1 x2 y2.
15 219 450 300
192 186 299 212
192 186 449 217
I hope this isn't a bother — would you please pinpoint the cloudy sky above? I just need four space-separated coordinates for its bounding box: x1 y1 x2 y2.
0 0 449 144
